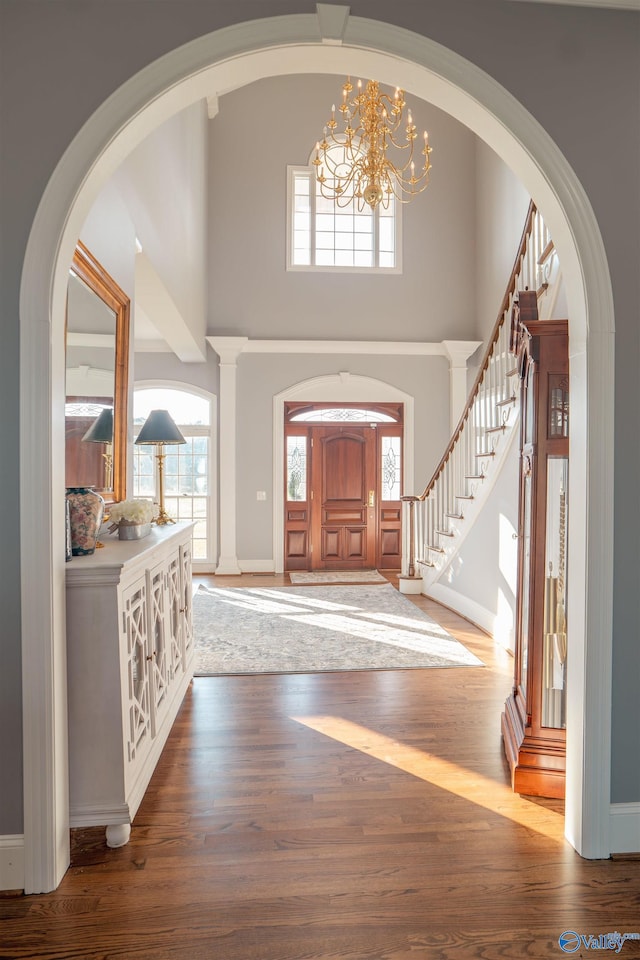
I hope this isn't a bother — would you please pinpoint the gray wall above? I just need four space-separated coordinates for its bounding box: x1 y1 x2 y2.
116 101 209 357
475 140 531 342
1 0 638 840
133 352 220 400
209 74 478 341
235 352 450 561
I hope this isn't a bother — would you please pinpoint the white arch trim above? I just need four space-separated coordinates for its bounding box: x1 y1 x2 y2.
274 373 415 574
20 10 614 890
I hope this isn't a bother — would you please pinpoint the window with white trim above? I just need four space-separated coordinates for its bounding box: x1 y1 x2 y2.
133 386 214 564
287 150 400 272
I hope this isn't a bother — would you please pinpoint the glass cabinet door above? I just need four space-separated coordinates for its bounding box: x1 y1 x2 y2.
519 471 532 698
542 457 568 728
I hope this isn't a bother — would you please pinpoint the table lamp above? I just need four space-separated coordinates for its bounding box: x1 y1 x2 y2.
134 409 186 525
81 406 114 489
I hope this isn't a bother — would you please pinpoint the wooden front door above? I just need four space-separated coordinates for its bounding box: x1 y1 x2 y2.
284 404 403 572
310 425 377 570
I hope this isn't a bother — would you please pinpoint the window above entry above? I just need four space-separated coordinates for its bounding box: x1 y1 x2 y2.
287 150 401 274
289 406 396 423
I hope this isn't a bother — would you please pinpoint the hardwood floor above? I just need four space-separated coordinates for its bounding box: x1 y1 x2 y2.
2 573 639 959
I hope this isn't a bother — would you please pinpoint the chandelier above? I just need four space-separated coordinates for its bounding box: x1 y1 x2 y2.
312 77 432 210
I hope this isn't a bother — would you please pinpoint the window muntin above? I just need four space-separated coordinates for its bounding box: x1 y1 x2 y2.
288 159 399 273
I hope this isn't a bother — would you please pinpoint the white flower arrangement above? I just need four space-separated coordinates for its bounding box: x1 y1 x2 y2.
108 498 155 525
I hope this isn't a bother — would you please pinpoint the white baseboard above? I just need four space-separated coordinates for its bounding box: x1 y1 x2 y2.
192 561 217 574
610 802 640 854
69 803 130 828
0 835 24 891
239 559 276 574
423 581 496 639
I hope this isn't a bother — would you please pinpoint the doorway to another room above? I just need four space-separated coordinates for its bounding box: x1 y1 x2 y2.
284 402 403 572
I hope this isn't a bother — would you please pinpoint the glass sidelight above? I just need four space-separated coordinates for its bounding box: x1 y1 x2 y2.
286 435 307 502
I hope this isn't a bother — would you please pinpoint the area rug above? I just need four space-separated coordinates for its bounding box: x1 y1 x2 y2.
192 582 483 675
289 569 387 584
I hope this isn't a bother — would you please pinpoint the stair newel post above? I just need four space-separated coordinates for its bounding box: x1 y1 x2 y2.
399 496 423 594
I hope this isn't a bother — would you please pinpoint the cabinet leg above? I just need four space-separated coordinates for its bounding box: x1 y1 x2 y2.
106 823 131 848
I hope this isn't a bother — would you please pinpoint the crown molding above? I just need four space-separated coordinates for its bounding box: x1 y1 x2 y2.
506 0 639 9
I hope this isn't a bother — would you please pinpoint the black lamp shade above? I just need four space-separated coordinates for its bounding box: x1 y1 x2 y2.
81 406 113 443
135 409 186 445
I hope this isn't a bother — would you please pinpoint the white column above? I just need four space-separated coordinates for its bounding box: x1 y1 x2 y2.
442 340 482 429
207 336 247 575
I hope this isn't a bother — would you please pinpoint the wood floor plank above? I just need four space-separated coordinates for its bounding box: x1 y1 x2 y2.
1 573 639 959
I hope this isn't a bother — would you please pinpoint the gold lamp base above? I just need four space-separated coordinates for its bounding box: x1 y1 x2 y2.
154 509 176 526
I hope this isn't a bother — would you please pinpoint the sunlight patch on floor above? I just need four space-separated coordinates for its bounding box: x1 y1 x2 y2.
291 714 564 841
283 612 481 662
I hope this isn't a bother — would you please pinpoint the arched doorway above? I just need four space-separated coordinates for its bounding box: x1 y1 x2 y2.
275 374 414 575
20 10 614 891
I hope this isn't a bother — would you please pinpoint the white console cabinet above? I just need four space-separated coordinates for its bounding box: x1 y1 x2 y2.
66 522 195 847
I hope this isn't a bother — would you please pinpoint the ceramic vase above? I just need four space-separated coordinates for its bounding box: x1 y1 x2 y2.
65 498 72 562
66 486 105 556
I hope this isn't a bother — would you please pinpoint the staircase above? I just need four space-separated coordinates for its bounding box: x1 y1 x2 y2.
401 203 561 593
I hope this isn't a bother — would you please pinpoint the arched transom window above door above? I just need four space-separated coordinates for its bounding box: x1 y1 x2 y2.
286 402 402 423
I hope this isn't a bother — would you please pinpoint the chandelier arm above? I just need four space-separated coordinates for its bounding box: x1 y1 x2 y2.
318 157 363 197
313 77 433 210
385 133 415 151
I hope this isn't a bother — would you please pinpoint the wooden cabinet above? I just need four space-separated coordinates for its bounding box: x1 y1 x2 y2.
66 522 194 846
502 300 568 799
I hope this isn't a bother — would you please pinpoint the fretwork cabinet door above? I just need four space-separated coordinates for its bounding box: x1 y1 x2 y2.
146 559 170 737
164 552 184 684
179 538 194 667
122 575 152 774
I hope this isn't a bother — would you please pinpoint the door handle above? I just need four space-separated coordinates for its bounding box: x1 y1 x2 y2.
368 490 375 507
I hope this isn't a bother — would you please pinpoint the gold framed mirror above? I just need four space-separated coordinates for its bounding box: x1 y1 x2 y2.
65 241 130 503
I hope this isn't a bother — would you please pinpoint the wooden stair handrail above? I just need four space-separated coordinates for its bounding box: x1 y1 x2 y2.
418 201 536 501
